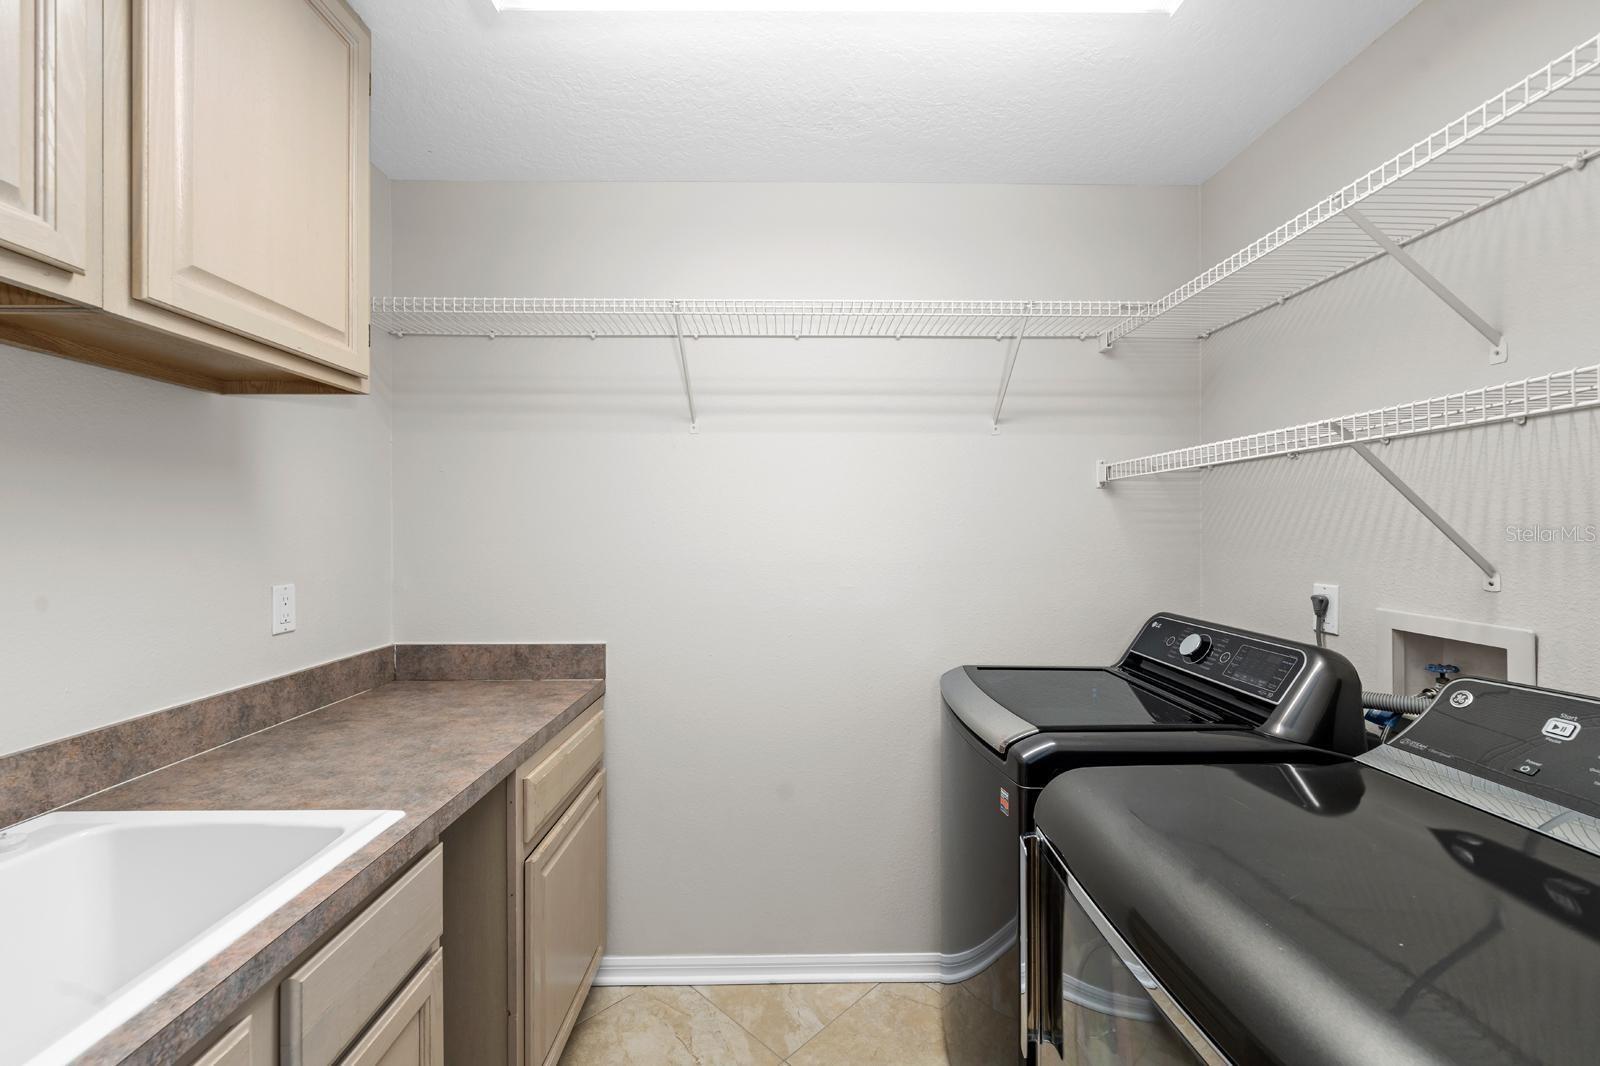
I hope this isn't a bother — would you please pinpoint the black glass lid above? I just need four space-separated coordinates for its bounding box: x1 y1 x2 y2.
966 667 1236 730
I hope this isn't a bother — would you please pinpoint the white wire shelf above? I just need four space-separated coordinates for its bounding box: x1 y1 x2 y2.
1098 364 1600 485
1105 31 1600 345
372 298 1148 341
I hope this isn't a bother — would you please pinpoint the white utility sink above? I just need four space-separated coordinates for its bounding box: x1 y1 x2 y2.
0 809 404 1066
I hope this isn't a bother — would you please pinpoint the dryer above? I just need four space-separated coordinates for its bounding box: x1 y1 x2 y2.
941 613 1366 1065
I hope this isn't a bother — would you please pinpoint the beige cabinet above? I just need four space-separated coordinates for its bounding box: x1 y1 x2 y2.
0 0 101 301
283 846 443 1066
335 949 444 1066
132 0 369 376
441 700 607 1066
0 0 370 394
184 984 278 1066
524 770 607 1066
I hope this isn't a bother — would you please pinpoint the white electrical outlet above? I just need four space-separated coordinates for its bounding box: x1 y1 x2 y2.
272 584 296 635
1312 582 1340 636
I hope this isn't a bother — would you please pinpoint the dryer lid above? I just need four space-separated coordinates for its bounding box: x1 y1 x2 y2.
942 666 1238 756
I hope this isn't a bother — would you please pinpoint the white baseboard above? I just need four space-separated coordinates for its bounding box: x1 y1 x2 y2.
594 952 943 987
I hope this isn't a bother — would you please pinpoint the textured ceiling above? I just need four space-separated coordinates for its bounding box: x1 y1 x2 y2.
352 0 1419 184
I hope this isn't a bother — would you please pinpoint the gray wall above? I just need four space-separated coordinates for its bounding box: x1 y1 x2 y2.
386 181 1203 956
0 170 396 756
1198 0 1600 694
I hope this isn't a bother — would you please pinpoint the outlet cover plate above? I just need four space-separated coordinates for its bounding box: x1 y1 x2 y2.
1312 582 1339 636
272 584 296 635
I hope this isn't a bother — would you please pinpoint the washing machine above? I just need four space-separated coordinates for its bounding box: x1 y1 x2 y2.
1033 676 1600 1064
940 613 1367 1065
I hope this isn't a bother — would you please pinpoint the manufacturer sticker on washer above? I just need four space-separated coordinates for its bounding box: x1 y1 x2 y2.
1449 690 1474 708
999 788 1010 816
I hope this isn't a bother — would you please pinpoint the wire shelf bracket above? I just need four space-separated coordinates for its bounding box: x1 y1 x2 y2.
990 311 1029 434
1098 365 1600 589
1100 31 1600 350
1341 428 1501 592
671 308 699 433
1343 207 1508 365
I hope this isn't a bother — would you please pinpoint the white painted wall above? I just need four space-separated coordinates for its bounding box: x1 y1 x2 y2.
0 169 396 757
1198 0 1600 694
387 181 1202 955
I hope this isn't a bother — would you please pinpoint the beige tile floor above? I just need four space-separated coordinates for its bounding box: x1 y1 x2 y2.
558 982 955 1065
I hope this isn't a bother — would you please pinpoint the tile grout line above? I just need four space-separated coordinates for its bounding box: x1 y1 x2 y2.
684 985 792 1062
576 985 640 1028
782 981 881 1064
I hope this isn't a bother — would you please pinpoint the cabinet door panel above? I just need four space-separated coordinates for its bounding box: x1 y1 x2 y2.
0 0 91 274
134 0 368 374
525 770 606 1066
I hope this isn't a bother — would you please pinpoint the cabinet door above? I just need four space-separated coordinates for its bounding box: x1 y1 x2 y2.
132 0 369 375
525 770 607 1066
336 949 444 1066
0 0 94 276
187 984 277 1066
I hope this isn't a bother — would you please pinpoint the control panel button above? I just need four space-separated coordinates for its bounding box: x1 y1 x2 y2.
1516 762 1541 777
1543 718 1582 742
1178 633 1212 664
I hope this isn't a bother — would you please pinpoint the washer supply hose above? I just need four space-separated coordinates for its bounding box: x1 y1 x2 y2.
1363 690 1432 718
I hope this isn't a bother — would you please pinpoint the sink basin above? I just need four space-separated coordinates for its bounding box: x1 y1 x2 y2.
0 808 404 1066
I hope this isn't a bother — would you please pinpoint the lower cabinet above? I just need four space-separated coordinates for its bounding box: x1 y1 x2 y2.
282 845 444 1066
525 770 607 1066
441 700 607 1066
186 703 607 1066
184 846 444 1066
334 949 444 1066
191 986 276 1066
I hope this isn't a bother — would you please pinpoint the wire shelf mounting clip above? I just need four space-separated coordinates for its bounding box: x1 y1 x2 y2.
1343 207 1509 365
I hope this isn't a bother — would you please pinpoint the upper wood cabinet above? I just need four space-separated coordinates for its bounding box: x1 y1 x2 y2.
0 0 370 394
0 0 101 301
133 0 369 376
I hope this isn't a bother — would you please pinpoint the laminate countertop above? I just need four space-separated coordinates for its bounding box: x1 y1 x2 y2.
64 677 605 1066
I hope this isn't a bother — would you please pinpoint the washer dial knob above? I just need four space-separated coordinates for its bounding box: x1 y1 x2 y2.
1179 633 1212 663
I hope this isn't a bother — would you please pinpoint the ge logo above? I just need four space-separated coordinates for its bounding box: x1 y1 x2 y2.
1449 691 1474 708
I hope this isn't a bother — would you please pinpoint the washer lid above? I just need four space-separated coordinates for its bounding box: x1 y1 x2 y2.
1038 760 1600 1066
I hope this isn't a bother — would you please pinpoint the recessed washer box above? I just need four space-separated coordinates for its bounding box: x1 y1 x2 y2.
1376 608 1537 693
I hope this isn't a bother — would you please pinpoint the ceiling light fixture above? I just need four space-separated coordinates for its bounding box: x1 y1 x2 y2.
492 0 1183 12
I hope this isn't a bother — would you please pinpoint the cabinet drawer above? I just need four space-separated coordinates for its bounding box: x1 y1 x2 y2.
335 948 444 1066
282 846 443 1066
520 705 604 850
193 1017 254 1066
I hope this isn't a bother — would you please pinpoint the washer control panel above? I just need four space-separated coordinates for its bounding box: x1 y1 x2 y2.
1126 616 1307 704
1393 679 1600 818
